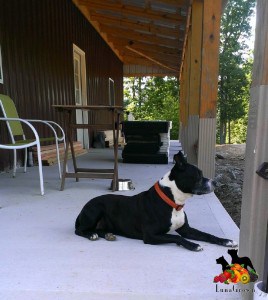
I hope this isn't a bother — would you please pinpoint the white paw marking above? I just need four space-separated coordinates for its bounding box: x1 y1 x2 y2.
227 240 238 247
196 245 203 251
90 233 99 241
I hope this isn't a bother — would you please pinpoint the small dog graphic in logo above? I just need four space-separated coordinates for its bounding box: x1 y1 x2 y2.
227 249 256 273
216 256 229 272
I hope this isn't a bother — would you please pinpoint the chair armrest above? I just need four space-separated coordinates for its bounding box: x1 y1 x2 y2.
24 119 65 142
0 117 40 149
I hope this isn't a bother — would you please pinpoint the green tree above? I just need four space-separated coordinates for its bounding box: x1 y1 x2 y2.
124 77 179 139
218 0 255 144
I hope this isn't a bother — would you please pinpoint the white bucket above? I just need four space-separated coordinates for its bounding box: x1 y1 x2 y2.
253 281 268 299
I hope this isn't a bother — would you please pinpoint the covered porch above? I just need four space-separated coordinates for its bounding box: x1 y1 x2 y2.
0 148 240 299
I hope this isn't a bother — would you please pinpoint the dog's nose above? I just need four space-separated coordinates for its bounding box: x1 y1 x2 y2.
211 180 217 188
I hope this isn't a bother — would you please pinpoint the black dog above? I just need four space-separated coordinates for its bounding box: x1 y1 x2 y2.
75 151 238 251
216 256 230 272
228 249 256 272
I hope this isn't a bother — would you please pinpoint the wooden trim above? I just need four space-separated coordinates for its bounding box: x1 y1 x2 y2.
199 0 222 118
179 5 192 79
189 0 203 115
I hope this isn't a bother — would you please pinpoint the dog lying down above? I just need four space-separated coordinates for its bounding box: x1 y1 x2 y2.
75 151 238 251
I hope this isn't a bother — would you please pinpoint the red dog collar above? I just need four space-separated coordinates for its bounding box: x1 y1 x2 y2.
154 182 184 211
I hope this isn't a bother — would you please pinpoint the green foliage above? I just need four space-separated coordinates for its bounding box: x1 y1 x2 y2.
217 0 255 144
124 77 179 139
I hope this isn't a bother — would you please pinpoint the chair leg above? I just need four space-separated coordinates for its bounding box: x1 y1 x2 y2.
36 144 44 195
24 148 27 173
13 149 17 178
63 139 68 173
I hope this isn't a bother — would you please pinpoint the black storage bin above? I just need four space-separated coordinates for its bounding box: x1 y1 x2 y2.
122 121 170 164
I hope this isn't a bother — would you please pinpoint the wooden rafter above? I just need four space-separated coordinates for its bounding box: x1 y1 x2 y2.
111 38 182 55
77 0 186 24
101 25 180 48
90 12 180 37
72 0 123 60
126 46 180 73
73 0 191 76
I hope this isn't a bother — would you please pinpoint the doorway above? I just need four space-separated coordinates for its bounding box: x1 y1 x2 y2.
73 44 89 149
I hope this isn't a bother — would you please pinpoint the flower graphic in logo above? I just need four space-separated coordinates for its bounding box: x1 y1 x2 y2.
213 250 258 285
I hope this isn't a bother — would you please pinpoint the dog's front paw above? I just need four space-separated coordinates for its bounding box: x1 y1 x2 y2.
193 244 203 252
105 233 116 241
89 233 99 241
180 241 203 252
223 239 238 248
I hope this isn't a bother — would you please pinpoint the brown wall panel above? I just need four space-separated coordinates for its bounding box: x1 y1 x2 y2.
0 0 123 170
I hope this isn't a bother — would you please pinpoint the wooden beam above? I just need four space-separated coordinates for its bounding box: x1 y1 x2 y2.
111 37 182 54
199 0 222 118
189 0 202 116
179 5 192 79
122 48 180 65
122 54 180 70
126 46 180 73
122 51 180 68
123 55 159 66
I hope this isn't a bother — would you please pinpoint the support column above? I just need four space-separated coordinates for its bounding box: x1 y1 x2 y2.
179 0 202 165
197 0 221 178
239 1 268 297
179 0 222 178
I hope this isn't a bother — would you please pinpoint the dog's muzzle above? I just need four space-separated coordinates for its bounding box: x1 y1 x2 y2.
192 178 216 195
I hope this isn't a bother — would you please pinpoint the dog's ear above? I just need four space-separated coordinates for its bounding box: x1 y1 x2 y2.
173 151 187 169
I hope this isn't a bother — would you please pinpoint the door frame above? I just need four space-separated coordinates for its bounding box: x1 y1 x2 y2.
73 44 89 148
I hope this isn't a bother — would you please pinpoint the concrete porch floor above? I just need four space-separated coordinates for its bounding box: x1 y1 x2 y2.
0 149 241 300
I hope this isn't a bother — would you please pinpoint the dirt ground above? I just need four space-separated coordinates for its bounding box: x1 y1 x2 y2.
214 144 246 228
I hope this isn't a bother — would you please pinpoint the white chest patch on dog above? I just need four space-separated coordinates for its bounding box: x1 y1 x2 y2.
159 171 192 205
169 209 185 232
159 171 191 233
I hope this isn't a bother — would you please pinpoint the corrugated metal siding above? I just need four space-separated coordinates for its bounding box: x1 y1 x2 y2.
185 115 199 165
197 118 216 178
0 0 123 170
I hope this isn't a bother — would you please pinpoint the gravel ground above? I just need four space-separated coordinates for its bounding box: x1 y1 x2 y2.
214 144 246 228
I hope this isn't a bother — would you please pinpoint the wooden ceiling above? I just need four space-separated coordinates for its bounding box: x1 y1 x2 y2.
72 0 192 77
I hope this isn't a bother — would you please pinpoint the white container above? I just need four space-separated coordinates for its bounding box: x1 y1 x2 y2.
110 179 134 191
254 281 268 299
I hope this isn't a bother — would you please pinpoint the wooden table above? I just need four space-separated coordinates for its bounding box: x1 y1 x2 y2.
53 105 123 191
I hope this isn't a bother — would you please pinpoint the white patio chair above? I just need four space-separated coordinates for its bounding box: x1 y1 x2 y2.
0 94 66 195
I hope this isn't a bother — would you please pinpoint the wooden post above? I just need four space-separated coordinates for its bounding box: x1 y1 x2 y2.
179 0 222 178
197 0 221 178
239 1 268 297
